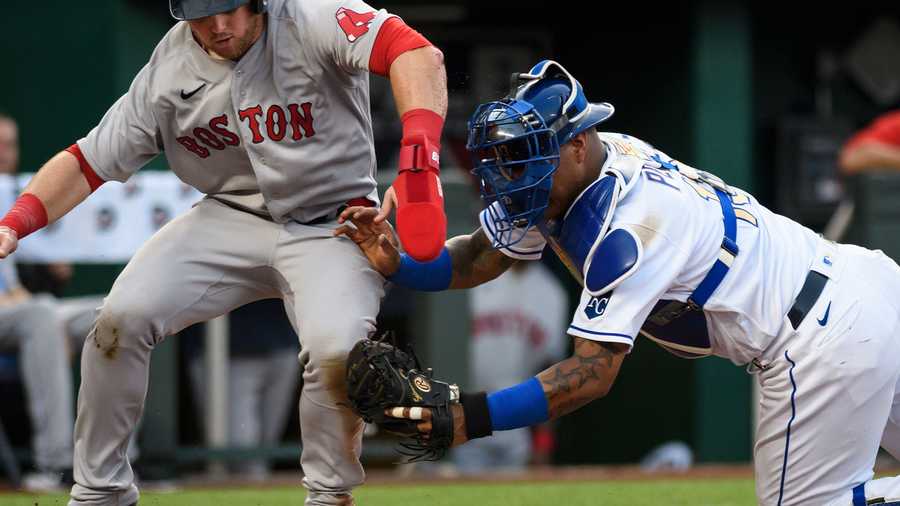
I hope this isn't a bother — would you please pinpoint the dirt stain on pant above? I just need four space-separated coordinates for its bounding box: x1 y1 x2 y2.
91 315 121 360
320 358 351 405
317 357 365 460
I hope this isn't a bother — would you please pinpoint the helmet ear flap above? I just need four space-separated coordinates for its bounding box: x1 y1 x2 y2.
252 0 268 14
507 72 528 100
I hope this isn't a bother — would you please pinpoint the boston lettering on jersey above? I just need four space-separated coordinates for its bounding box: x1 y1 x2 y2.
472 310 548 348
176 102 316 158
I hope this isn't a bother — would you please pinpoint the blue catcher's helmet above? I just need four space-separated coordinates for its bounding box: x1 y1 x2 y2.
466 60 614 248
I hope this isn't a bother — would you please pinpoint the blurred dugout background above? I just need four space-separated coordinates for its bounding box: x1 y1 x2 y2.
2 0 900 482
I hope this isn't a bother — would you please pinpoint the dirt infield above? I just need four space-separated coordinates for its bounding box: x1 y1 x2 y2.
5 463 900 495
373 464 755 485
160 464 755 492
167 459 900 491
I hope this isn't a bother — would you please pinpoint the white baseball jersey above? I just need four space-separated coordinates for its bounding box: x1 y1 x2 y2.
468 263 568 392
77 0 395 223
480 132 822 366
480 134 900 505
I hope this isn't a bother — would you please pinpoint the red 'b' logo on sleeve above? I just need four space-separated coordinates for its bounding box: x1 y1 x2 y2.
335 7 376 42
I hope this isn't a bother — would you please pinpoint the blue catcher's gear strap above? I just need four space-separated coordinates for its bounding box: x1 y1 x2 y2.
387 247 452 292
485 377 550 431
687 188 738 308
852 481 866 506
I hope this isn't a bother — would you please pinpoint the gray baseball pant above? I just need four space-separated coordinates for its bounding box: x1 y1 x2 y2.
68 198 384 506
0 295 73 471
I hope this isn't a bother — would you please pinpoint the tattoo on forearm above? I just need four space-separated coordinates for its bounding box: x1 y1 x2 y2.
539 339 620 419
447 228 515 288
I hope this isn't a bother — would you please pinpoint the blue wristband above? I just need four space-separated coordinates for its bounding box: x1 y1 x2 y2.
486 377 550 431
387 247 452 292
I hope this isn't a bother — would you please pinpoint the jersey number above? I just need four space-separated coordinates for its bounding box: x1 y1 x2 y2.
644 155 759 227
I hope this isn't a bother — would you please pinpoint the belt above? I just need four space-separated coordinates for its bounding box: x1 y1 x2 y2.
787 270 828 329
301 197 375 226
213 196 374 225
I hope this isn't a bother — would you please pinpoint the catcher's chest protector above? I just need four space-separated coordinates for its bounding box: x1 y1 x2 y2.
542 170 739 359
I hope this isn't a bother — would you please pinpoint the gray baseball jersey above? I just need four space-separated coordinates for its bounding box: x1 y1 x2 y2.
77 0 393 222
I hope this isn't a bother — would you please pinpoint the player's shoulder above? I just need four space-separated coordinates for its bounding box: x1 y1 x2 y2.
149 22 190 60
273 0 365 25
599 136 695 237
142 23 195 77
598 132 657 160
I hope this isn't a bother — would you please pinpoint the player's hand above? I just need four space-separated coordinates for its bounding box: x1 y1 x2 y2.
376 186 397 224
334 206 401 276
0 226 19 259
383 403 469 448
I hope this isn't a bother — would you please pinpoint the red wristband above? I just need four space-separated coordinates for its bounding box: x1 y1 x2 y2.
0 193 49 239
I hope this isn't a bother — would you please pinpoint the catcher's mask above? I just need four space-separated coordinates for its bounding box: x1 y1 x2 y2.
169 0 268 21
466 60 615 248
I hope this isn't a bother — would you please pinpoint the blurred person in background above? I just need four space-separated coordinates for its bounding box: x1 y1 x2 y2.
452 261 567 474
839 110 900 174
0 114 18 177
0 255 74 492
0 113 103 350
0 114 74 492
187 299 300 481
0 113 139 492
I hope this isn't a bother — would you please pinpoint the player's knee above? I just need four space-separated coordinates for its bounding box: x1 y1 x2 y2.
300 320 371 390
301 320 370 366
89 301 159 358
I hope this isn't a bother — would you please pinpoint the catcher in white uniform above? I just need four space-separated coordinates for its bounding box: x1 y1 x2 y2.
0 1 447 505
337 60 900 506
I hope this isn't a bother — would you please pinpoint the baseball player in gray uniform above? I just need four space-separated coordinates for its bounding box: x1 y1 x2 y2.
0 1 447 504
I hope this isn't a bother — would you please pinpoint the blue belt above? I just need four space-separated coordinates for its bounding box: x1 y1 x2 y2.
687 188 738 308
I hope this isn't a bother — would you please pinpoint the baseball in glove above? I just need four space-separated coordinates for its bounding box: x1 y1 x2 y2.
346 335 489 462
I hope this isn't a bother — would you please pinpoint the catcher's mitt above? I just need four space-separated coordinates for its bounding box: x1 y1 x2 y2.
345 335 459 461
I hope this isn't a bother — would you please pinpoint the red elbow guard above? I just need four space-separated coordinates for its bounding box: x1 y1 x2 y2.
394 109 446 261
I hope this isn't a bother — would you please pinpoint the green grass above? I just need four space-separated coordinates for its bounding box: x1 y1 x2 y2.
0 479 756 506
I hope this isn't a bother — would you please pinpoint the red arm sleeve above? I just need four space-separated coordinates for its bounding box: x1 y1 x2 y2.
65 143 105 192
368 17 433 77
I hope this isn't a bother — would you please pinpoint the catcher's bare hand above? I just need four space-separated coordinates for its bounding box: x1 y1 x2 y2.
0 226 19 259
384 403 469 447
334 206 401 276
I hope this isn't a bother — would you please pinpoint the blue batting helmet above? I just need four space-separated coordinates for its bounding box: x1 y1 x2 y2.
169 0 267 20
466 60 614 248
